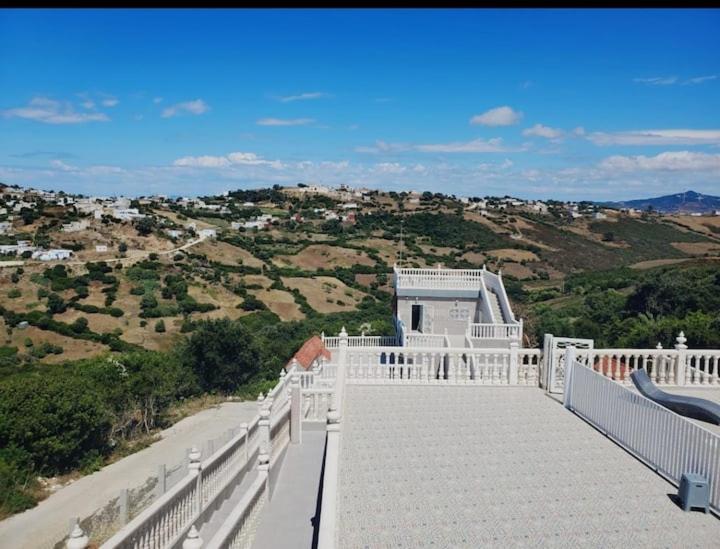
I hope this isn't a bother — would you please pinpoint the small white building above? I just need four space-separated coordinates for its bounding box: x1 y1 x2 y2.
199 228 217 239
32 249 73 261
341 203 358 210
593 212 608 220
95 244 108 253
0 221 12 234
62 220 88 233
165 229 184 238
242 202 255 207
113 208 145 221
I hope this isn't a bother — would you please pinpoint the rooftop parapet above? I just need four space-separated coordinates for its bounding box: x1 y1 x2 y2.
393 265 498 291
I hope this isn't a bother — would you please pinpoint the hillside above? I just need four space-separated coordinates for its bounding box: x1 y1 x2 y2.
601 190 720 214
2 186 719 365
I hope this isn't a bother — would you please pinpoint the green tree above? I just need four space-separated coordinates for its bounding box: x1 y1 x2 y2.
154 320 166 333
0 373 111 474
182 319 262 393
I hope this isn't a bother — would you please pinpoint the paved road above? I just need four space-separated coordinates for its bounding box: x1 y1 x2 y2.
0 400 259 549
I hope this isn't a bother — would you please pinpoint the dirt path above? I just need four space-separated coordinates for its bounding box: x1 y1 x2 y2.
0 400 259 549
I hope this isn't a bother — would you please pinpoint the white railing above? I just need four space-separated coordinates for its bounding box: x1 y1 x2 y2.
340 345 537 385
565 357 720 513
101 418 260 549
394 267 486 290
322 335 398 349
570 348 720 387
204 467 267 549
302 387 334 422
468 322 521 340
404 333 448 348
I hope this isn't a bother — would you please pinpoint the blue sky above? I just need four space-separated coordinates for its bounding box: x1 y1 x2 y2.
1 8 719 200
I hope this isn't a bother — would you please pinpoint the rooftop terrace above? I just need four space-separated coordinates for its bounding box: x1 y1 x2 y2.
53 331 720 549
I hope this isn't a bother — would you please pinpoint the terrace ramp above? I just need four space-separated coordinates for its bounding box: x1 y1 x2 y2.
337 385 720 547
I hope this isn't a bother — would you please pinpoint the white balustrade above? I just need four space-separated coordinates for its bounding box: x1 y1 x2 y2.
565 358 720 513
302 388 334 422
394 267 486 290
467 323 521 340
404 333 448 348
203 473 268 549
337 345 539 386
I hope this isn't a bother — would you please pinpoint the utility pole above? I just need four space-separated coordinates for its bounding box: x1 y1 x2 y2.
399 220 404 266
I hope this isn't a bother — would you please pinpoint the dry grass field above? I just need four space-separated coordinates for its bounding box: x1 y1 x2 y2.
282 276 366 313
670 242 720 255
501 262 536 280
248 288 304 320
193 240 265 268
272 244 375 270
486 248 540 262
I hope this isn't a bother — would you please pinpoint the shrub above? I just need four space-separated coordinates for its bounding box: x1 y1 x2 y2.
7 289 21 299
154 320 166 333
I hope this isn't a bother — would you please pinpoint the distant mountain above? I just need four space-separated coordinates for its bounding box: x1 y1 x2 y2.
599 190 720 214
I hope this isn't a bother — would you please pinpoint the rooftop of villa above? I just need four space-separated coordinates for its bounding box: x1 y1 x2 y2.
48 267 720 549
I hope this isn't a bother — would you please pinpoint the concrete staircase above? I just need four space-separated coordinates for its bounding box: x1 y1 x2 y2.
487 289 506 323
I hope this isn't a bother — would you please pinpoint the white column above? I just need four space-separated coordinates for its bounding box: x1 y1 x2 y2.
188 447 202 515
290 371 302 444
675 331 687 386
258 404 271 498
563 346 576 409
509 342 519 385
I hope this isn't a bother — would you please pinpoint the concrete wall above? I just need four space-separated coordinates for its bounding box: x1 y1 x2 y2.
397 295 491 336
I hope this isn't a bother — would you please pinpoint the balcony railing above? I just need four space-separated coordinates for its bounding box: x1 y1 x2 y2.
467 322 521 340
394 267 486 290
564 356 720 513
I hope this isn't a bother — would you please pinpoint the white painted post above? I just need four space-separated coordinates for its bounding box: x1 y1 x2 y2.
318 398 341 549
188 447 202 515
675 331 687 386
338 326 348 371
290 371 302 444
183 525 203 549
563 345 576 409
258 403 271 499
509 341 519 385
66 521 89 549
157 464 166 498
119 488 129 525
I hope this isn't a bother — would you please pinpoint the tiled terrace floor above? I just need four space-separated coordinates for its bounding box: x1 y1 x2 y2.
337 385 720 548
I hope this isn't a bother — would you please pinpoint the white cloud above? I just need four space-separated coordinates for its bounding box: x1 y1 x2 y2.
161 99 209 118
373 162 407 174
416 138 517 153
256 117 314 126
354 140 411 154
587 129 720 146
101 97 119 107
174 155 231 168
683 75 717 85
278 92 330 103
598 151 720 172
573 126 586 136
174 151 284 170
2 97 110 124
81 100 96 110
634 75 717 86
522 124 564 139
470 106 522 127
153 97 163 104
50 159 77 172
633 76 678 86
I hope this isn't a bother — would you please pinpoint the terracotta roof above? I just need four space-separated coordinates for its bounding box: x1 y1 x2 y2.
288 335 331 370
